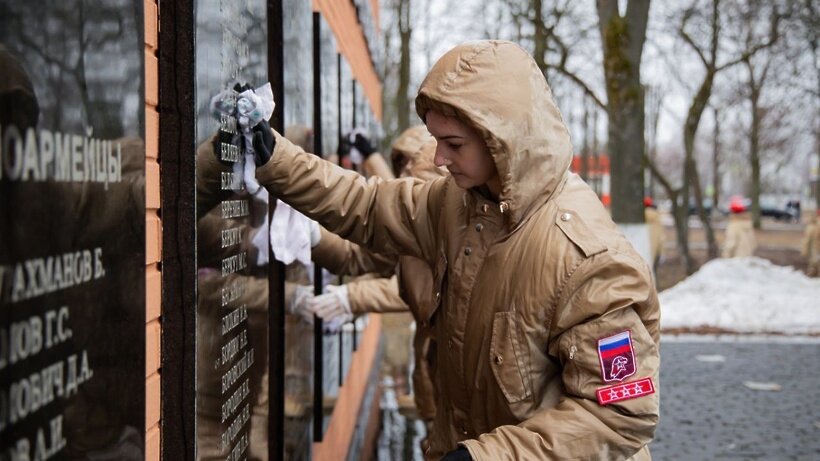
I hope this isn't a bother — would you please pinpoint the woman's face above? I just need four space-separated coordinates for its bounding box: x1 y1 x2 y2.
427 110 498 192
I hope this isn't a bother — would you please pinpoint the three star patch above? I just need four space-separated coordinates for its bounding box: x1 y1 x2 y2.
597 330 637 382
596 377 656 405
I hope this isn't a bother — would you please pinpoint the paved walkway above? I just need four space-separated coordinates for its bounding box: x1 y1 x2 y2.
650 336 820 460
377 335 820 460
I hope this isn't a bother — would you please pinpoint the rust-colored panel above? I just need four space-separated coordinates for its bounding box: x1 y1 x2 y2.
312 315 382 460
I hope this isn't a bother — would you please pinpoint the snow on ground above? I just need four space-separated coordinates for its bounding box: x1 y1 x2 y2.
659 257 820 334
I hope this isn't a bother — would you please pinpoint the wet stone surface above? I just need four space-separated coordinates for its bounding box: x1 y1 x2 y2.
650 339 820 460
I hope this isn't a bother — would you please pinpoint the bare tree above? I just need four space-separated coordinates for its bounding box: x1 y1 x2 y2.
596 0 651 223
645 85 663 200
496 1 649 225
712 104 721 210
727 0 787 228
396 0 413 135
380 0 415 152
796 0 820 210
645 0 780 271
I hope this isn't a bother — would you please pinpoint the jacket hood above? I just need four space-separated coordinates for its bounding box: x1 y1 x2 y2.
391 125 433 161
406 138 446 181
415 40 573 223
391 125 445 181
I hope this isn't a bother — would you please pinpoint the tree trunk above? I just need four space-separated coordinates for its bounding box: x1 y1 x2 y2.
712 105 720 212
597 0 650 224
396 0 412 134
690 157 718 259
808 0 820 210
607 98 646 222
645 150 694 274
749 84 762 229
683 69 718 262
592 108 601 195
533 0 547 74
671 194 694 273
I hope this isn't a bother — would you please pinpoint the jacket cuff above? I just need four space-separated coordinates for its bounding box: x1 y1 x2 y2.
255 130 300 187
345 279 367 315
458 441 481 461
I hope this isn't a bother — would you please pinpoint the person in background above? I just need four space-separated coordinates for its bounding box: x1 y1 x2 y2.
801 210 820 277
722 198 757 258
245 40 659 460
644 196 663 274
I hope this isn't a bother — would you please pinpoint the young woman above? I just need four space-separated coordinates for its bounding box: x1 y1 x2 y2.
251 40 660 461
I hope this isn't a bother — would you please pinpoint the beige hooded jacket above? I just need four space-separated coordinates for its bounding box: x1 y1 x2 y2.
801 213 820 276
722 212 757 258
257 40 660 460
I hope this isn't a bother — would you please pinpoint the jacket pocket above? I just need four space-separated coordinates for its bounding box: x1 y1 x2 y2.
489 311 533 403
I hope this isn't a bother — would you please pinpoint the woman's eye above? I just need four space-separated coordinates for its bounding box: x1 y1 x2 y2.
447 143 462 150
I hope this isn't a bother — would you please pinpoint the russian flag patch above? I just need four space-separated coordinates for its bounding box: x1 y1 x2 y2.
597 330 637 382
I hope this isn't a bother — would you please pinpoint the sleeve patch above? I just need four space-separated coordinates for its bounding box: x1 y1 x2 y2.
597 330 637 382
596 377 655 405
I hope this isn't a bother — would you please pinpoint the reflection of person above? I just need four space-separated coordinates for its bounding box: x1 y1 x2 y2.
722 199 757 258
644 197 663 273
801 210 820 277
0 44 39 132
2 44 145 460
250 41 659 460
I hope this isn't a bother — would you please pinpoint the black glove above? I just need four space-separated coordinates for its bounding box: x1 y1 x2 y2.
252 119 275 166
335 134 352 168
441 447 472 461
352 133 377 157
232 82 252 93
337 134 351 158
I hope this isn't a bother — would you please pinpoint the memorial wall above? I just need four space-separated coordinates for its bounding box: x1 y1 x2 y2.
281 0 314 458
0 1 146 459
193 0 269 459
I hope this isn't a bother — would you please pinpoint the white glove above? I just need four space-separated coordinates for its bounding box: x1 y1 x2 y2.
309 219 321 248
309 284 352 333
287 285 315 325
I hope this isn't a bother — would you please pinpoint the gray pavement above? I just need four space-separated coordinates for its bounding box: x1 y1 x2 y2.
650 336 820 460
377 336 820 460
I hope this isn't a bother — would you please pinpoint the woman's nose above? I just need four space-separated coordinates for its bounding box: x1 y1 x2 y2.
434 150 450 167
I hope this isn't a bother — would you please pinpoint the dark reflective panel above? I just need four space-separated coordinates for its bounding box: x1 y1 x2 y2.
282 0 314 459
320 19 339 159
339 56 361 384
339 58 354 145
354 81 367 132
0 1 145 459
337 58 355 386
193 1 269 459
367 104 383 149
317 16 340 439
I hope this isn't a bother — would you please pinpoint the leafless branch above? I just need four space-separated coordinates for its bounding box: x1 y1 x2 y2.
679 9 710 68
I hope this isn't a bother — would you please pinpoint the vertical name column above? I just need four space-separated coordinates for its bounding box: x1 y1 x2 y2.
216 100 253 460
